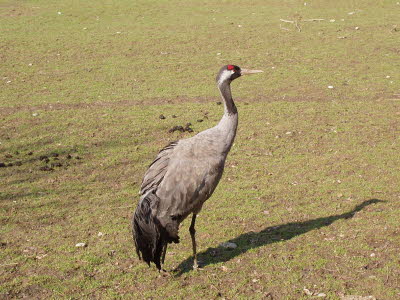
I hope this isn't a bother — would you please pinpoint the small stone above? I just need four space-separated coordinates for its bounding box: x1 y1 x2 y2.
66 154 72 159
220 242 237 249
184 125 193 132
210 249 218 257
15 161 22 166
36 254 48 260
0 163 6 168
39 166 54 171
197 119 203 122
221 266 228 272
355 27 359 30
317 293 327 297
303 288 314 296
370 253 376 257
97 232 104 237
328 85 334 89
168 125 184 133
216 101 222 105
75 242 87 248
159 114 166 120
28 152 33 155
340 296 376 300
172 115 177 118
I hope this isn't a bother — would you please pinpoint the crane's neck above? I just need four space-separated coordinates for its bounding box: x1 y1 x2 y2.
216 80 238 154
218 80 237 116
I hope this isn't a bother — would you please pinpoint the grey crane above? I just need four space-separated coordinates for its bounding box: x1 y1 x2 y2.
132 65 263 271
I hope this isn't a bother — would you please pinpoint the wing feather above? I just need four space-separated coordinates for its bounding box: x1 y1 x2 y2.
140 134 226 226
140 141 178 195
155 137 225 221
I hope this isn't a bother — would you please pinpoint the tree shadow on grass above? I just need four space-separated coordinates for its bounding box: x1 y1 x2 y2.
174 199 384 276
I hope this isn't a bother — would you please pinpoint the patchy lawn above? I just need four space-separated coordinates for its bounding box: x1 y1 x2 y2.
1 0 399 299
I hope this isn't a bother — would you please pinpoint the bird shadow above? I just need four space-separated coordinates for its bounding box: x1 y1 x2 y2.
174 198 384 276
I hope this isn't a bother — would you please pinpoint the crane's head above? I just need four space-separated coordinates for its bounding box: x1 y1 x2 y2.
216 65 263 85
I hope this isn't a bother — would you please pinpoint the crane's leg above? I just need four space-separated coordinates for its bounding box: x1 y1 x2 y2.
161 242 168 266
189 214 199 269
159 242 169 275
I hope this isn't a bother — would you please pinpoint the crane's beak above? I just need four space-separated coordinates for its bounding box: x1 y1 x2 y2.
240 69 263 75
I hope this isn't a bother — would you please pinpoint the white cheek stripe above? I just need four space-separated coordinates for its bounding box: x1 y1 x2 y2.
218 70 234 85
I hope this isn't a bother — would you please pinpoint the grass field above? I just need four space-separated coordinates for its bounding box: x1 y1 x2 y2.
1 0 399 299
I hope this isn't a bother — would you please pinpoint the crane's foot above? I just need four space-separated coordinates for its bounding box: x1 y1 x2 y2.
158 268 171 277
192 259 204 270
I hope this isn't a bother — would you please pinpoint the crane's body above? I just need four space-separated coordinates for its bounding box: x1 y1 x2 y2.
132 65 262 270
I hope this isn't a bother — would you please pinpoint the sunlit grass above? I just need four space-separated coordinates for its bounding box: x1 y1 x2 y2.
1 0 399 299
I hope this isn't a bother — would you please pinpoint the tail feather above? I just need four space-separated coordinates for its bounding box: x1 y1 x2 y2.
132 191 178 270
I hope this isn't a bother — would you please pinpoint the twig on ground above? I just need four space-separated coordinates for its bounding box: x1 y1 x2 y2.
279 24 291 31
279 19 301 32
107 205 135 210
385 266 390 284
0 262 19 267
295 21 302 32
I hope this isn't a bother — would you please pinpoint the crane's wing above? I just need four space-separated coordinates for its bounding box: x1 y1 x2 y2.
140 141 178 196
154 138 225 221
138 135 225 241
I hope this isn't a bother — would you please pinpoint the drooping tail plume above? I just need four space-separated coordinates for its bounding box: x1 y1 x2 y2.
132 192 164 269
132 191 178 270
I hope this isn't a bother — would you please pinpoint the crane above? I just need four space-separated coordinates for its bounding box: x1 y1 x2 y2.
132 65 263 271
